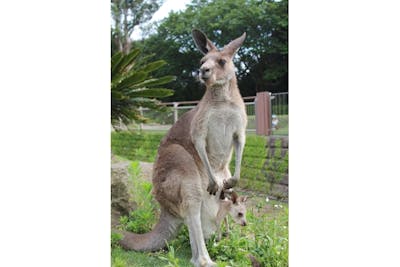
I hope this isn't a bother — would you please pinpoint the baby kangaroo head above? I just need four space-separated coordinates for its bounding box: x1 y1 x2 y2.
229 193 248 227
192 29 246 88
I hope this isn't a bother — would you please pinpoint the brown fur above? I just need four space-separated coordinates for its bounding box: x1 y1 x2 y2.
119 29 247 267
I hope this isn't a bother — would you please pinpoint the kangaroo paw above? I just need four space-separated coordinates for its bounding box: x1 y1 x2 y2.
207 181 219 195
223 177 238 189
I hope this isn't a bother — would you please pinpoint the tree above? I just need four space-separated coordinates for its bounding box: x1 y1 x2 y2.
138 0 288 101
111 0 164 54
111 48 175 129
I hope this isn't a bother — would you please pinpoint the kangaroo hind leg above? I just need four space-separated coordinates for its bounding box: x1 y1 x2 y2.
185 202 216 267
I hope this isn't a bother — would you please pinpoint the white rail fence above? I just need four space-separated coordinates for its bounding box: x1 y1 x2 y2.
137 92 288 136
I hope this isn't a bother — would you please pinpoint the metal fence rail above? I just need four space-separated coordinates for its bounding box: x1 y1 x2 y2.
137 92 288 136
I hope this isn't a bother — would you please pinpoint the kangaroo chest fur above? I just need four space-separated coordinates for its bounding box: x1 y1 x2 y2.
205 102 246 171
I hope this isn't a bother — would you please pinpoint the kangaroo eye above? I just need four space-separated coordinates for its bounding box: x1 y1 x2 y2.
200 59 205 65
238 212 243 217
218 59 226 67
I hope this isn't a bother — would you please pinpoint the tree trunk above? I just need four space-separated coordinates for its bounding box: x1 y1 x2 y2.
122 5 131 54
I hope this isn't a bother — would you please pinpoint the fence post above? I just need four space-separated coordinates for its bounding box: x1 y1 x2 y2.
255 91 271 136
173 102 179 123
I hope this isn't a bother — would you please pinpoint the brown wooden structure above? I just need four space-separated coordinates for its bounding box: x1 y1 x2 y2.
255 91 271 136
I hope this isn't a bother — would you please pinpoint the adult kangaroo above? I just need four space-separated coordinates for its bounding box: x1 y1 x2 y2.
119 29 247 267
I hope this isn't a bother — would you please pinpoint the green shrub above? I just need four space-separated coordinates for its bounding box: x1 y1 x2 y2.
111 232 123 248
119 161 158 233
111 48 175 129
157 242 181 267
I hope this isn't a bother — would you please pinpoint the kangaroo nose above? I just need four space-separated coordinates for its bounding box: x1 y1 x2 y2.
242 221 247 226
200 67 210 75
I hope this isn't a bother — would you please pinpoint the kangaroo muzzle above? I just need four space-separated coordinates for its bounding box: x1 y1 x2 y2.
199 67 211 81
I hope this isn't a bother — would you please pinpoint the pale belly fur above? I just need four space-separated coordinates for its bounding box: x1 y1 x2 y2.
206 107 241 171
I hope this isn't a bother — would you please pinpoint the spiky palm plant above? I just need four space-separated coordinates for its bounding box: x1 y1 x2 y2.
111 48 175 130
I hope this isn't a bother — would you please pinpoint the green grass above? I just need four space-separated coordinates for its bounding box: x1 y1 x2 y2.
111 131 164 162
111 131 270 182
112 245 194 267
111 131 288 196
112 159 288 267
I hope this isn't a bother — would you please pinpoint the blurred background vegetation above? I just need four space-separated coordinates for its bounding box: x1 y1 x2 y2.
111 0 288 103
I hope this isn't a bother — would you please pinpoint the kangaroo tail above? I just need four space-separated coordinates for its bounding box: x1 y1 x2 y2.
118 208 182 252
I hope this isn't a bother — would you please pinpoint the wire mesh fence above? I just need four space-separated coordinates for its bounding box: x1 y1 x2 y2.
271 92 288 136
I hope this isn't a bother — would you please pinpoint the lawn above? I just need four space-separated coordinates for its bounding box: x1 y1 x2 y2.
111 159 288 267
111 131 288 196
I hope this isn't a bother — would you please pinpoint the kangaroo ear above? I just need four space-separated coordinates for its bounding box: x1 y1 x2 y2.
223 32 246 57
231 191 238 204
192 29 217 55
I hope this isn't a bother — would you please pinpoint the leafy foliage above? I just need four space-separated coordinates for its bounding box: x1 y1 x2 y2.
111 232 123 248
157 242 181 267
138 0 288 101
111 0 164 54
119 161 158 233
111 48 175 129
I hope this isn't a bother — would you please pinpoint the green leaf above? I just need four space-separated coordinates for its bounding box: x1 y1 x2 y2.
111 52 123 69
120 48 141 71
111 52 124 78
127 88 174 98
111 90 124 100
134 75 176 88
137 60 167 73
115 71 148 90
